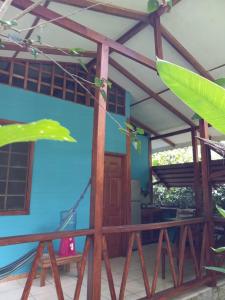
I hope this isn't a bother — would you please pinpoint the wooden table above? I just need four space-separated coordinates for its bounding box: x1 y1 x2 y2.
38 253 82 287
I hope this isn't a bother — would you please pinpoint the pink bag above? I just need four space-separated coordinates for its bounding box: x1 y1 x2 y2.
59 237 76 257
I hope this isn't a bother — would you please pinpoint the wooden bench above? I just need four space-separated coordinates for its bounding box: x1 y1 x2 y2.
38 253 82 287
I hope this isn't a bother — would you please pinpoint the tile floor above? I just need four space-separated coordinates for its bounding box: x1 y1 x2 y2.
0 244 198 300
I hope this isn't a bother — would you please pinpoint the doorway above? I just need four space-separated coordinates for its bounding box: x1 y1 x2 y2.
103 153 130 258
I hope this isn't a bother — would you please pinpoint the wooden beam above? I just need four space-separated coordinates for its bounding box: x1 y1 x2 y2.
159 25 214 81
2 42 96 57
130 88 169 107
12 0 156 71
191 129 201 216
130 117 175 147
86 20 148 69
199 119 216 286
110 58 195 127
13 0 50 58
151 127 192 140
87 43 109 300
52 0 149 22
153 14 163 59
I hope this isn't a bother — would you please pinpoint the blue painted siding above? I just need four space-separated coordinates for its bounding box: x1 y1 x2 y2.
0 84 130 274
131 135 150 189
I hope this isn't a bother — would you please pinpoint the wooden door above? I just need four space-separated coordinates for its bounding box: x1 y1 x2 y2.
103 154 124 258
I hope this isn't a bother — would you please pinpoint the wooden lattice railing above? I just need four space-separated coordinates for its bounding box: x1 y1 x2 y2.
0 218 214 300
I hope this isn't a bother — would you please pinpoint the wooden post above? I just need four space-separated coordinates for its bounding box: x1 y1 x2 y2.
199 119 216 286
191 129 202 216
149 137 154 203
153 14 163 59
87 43 109 300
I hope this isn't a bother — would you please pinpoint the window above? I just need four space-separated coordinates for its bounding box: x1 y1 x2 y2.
0 59 126 116
0 120 34 215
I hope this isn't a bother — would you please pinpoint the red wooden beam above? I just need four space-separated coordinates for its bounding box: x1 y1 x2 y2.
12 0 156 70
87 20 149 69
2 42 96 57
151 127 192 140
87 43 109 300
51 0 149 22
130 117 175 147
153 15 163 59
13 0 50 58
110 58 195 127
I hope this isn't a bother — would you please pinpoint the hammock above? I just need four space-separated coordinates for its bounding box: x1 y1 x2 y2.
197 137 225 157
0 178 91 280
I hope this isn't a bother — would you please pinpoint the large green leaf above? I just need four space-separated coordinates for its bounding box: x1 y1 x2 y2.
0 119 76 148
156 59 225 135
205 266 225 274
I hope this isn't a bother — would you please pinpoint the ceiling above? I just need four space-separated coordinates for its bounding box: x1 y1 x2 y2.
0 0 225 152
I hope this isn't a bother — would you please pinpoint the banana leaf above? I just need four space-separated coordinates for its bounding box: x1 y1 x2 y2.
156 59 225 135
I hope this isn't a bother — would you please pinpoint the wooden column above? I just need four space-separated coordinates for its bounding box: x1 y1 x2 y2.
153 14 163 59
149 137 154 203
191 129 201 216
199 119 216 286
87 43 109 300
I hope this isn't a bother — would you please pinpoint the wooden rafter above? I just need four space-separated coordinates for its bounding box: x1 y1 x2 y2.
110 58 195 127
130 117 175 147
159 25 214 80
13 0 50 59
12 0 156 70
3 42 96 57
87 20 149 69
130 88 169 107
151 127 192 140
153 14 163 59
51 0 149 22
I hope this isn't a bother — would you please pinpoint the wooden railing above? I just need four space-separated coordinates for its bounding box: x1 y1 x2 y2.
0 218 214 300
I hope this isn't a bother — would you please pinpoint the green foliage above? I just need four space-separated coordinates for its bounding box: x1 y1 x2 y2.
216 205 225 218
78 59 88 73
212 246 225 254
156 59 225 135
147 0 173 13
215 78 225 88
69 48 86 55
0 119 76 148
120 122 144 154
205 266 225 274
147 0 160 12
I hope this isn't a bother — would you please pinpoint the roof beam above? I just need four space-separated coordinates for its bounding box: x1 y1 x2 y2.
2 42 96 57
151 127 192 140
51 0 149 22
12 0 156 70
130 117 175 147
159 25 214 81
86 18 150 69
13 0 50 58
109 58 195 127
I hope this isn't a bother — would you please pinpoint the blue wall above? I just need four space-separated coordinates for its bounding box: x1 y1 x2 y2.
0 84 130 273
131 135 150 190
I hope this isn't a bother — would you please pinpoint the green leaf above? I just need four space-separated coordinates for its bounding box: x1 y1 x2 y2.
125 122 135 131
100 89 107 101
0 119 76 148
106 80 112 89
192 113 201 120
167 0 173 8
119 127 128 135
156 59 225 135
216 205 225 218
205 266 225 274
78 59 88 73
132 139 142 154
215 78 225 88
69 48 85 55
147 0 160 13
94 77 104 88
212 247 225 253
136 127 144 135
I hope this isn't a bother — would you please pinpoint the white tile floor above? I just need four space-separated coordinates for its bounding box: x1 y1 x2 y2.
0 244 197 300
